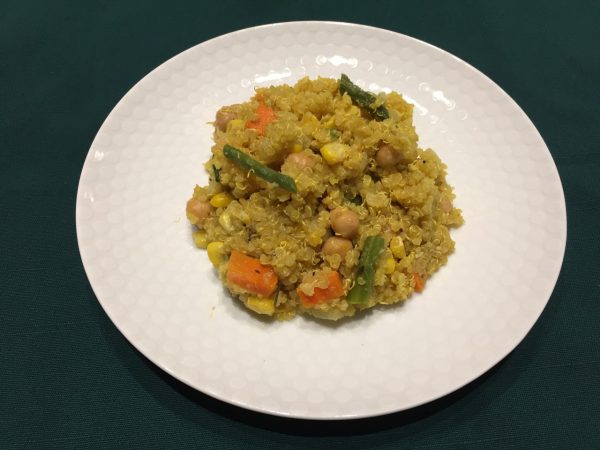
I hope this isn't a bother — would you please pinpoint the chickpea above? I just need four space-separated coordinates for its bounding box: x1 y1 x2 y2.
285 152 314 169
215 105 240 131
375 144 402 168
186 198 212 226
330 208 360 238
440 197 453 213
322 236 353 258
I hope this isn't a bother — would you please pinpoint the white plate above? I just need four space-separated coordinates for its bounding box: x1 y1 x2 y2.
76 22 566 419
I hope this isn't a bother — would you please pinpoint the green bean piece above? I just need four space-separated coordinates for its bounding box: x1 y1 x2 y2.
223 144 297 193
347 236 385 304
212 164 221 183
345 193 363 205
339 74 389 121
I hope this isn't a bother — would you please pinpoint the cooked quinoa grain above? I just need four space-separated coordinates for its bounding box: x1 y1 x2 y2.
187 75 463 321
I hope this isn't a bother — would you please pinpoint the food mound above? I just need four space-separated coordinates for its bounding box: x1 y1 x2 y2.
186 75 463 321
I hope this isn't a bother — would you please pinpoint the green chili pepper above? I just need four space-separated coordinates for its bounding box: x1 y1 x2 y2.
339 74 389 121
347 236 385 304
223 144 297 193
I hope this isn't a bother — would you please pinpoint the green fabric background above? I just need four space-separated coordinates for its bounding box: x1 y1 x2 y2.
2 1 599 448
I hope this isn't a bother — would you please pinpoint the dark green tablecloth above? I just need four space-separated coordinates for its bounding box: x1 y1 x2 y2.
2 1 599 448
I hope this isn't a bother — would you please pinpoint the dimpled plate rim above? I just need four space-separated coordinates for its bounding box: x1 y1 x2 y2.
76 21 567 419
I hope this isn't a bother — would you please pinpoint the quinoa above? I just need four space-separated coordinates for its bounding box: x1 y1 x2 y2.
186 76 463 321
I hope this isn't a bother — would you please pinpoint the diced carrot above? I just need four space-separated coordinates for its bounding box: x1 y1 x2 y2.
226 250 278 297
413 272 425 293
245 102 276 135
297 271 345 307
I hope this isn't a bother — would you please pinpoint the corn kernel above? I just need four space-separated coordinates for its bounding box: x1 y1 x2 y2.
301 114 319 128
349 105 361 116
206 241 225 267
407 225 422 245
210 192 233 208
227 119 245 130
320 142 349 164
307 231 323 247
218 212 234 232
293 143 303 153
384 257 396 274
192 230 208 249
246 296 275 315
390 236 406 259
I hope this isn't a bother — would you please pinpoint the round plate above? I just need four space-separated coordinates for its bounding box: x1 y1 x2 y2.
76 22 566 419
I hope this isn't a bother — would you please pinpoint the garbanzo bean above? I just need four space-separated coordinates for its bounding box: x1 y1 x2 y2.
186 199 211 226
215 105 240 131
322 236 353 258
375 144 402 168
286 152 314 169
330 208 359 238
